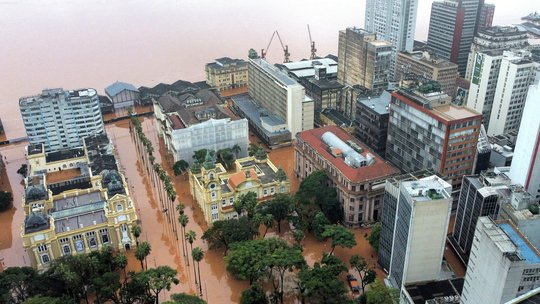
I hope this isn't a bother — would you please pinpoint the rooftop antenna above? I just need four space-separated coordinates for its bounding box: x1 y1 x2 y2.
308 24 317 60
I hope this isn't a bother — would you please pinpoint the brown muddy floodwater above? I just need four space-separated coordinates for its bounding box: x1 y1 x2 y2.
0 116 465 302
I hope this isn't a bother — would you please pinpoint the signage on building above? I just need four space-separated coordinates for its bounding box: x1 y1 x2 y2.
472 54 484 85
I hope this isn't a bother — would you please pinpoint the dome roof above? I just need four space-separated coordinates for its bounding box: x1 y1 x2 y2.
25 185 47 203
101 170 122 183
24 212 49 233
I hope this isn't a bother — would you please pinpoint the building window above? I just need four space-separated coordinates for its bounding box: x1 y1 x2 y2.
222 199 227 206
74 239 85 252
63 245 71 255
37 244 47 253
211 213 219 221
117 204 123 212
100 229 109 244
41 254 50 264
264 189 268 196
230 197 234 204
280 186 285 193
89 237 97 248
271 187 275 194
349 205 355 211
349 214 355 222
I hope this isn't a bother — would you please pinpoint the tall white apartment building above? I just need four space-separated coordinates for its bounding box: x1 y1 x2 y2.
508 82 540 202
19 88 104 152
248 58 314 137
381 175 452 288
467 50 538 136
364 0 419 79
461 217 540 304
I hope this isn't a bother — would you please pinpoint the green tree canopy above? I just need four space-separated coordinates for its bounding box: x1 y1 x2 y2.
321 225 357 254
173 160 189 176
164 293 207 304
297 263 350 304
0 191 13 212
350 254 375 294
240 283 269 304
295 170 342 225
260 193 293 234
202 217 258 255
140 266 180 304
235 191 258 219
365 280 399 304
135 241 152 270
367 222 381 252
312 212 331 241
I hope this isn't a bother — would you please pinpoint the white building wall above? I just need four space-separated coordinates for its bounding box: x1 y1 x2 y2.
287 84 306 137
301 96 314 132
404 196 451 284
509 83 540 201
170 118 249 164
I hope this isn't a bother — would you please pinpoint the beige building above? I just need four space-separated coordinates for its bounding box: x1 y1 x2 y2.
294 126 399 226
396 51 459 97
205 57 248 91
188 150 290 224
21 134 138 270
337 27 393 95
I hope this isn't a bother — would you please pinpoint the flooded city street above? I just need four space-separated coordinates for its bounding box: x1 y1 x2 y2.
0 116 465 302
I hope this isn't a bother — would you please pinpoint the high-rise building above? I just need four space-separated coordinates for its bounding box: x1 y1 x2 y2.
365 0 419 79
337 27 392 94
396 51 459 97
475 0 495 33
468 50 538 136
461 217 540 304
465 26 529 80
426 0 480 76
380 175 452 288
294 126 399 226
386 85 482 199
248 58 314 137
355 91 391 158
450 170 510 263
19 88 105 152
508 82 540 202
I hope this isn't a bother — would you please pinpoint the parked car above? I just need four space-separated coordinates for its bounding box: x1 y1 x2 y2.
347 274 360 293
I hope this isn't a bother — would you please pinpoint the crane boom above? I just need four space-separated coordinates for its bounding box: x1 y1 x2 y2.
275 31 290 63
261 31 277 60
307 24 317 60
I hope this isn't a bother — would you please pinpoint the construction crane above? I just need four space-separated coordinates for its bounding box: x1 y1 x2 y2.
261 31 277 60
275 31 291 63
261 31 291 63
307 24 317 60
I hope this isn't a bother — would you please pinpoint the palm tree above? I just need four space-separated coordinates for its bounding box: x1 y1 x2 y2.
135 241 152 270
192 247 204 296
131 225 141 246
185 230 197 284
176 203 185 215
232 144 241 158
178 214 189 264
115 254 128 282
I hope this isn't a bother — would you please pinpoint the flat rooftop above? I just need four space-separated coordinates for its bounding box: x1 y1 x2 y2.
282 58 338 78
54 191 104 211
250 58 298 86
404 278 463 304
402 175 451 201
231 94 290 139
399 51 458 69
358 90 391 115
499 222 540 264
432 104 481 121
296 125 399 182
321 109 353 127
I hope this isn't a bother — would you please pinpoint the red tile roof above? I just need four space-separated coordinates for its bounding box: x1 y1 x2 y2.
296 126 399 182
228 169 259 190
169 114 185 130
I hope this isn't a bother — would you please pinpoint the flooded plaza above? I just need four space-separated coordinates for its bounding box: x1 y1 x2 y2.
0 116 465 303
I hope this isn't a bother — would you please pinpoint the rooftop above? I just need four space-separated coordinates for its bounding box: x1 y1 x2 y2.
296 126 399 182
321 109 353 127
156 89 228 125
358 90 392 115
506 286 540 303
84 134 118 175
206 57 248 69
404 278 464 304
45 148 85 163
402 175 452 201
105 81 139 97
479 25 528 37
399 51 458 69
46 168 82 184
249 58 299 86
499 222 540 264
281 58 338 79
139 79 210 102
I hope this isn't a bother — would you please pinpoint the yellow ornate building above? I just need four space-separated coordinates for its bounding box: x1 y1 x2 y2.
205 57 248 91
189 149 290 224
22 134 138 270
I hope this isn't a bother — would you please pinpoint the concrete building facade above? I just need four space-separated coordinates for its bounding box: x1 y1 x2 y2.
294 126 399 226
22 135 138 270
337 27 393 94
426 0 466 67
461 217 540 304
508 83 540 202
364 0 419 78
381 175 452 288
19 88 105 152
465 26 529 80
396 51 459 97
355 91 391 158
248 58 314 137
386 87 482 197
205 57 248 91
